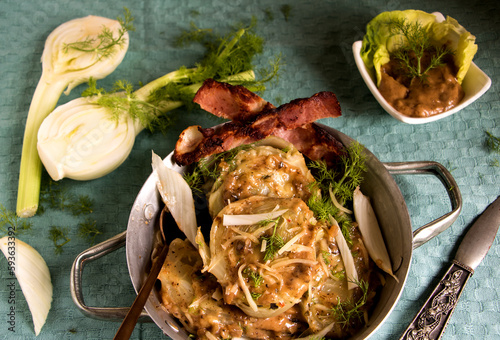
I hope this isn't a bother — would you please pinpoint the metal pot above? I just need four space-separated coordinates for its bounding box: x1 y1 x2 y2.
70 124 462 339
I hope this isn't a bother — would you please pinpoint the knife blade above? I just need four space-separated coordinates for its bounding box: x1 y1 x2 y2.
400 195 500 340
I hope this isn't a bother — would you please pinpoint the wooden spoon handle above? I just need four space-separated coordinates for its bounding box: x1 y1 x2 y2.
113 243 169 340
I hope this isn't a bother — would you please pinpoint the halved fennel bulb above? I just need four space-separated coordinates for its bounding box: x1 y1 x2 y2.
17 14 129 217
0 237 53 335
38 96 140 181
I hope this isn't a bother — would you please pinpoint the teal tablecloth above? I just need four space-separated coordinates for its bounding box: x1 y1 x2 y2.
1 0 499 339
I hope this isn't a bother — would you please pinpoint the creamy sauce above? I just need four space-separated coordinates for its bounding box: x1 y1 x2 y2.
157 239 308 339
157 140 382 339
210 196 321 317
208 144 315 218
378 53 464 118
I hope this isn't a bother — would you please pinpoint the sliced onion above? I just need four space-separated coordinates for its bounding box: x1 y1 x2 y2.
0 237 53 335
353 186 398 282
152 151 198 248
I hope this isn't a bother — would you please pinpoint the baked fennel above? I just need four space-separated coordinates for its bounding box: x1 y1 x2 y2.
17 10 133 217
37 23 280 182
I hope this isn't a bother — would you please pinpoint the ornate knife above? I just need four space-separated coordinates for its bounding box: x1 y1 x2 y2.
400 196 500 340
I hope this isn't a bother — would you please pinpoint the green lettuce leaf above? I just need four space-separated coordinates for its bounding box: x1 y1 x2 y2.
360 9 478 86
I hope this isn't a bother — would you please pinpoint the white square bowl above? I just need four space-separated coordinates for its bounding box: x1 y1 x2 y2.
352 16 492 124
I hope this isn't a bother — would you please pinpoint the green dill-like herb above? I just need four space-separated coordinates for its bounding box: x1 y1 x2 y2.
321 250 331 265
280 5 292 21
307 192 338 223
332 268 346 281
486 131 500 154
0 203 33 237
260 217 285 261
251 292 263 300
307 190 354 244
257 215 281 227
306 142 365 244
49 226 71 255
182 168 205 197
185 144 254 194
189 10 201 18
485 131 500 167
64 7 135 63
84 78 174 134
308 141 366 203
81 77 105 97
77 219 102 245
389 18 452 81
71 195 94 215
83 18 281 135
39 176 94 216
263 8 274 22
331 278 369 327
174 22 213 47
334 141 367 201
244 268 264 287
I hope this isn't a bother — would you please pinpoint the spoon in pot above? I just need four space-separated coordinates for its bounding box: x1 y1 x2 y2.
113 207 169 340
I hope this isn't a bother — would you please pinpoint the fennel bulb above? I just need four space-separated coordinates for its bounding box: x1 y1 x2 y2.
37 22 279 182
17 11 132 217
37 97 140 181
0 237 53 335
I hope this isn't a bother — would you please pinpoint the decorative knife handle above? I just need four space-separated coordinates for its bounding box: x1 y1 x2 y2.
399 260 473 340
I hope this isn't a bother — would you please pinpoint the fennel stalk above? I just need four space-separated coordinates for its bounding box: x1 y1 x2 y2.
17 11 132 217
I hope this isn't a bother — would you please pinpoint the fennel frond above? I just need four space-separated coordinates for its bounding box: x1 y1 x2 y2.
486 131 500 154
63 7 134 63
77 219 102 246
389 18 453 81
331 279 369 327
261 217 285 261
49 226 71 255
0 204 33 237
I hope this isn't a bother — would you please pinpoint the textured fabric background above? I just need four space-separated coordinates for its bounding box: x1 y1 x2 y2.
0 0 499 339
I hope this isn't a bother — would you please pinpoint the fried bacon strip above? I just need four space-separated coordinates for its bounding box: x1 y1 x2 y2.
274 123 346 167
174 80 344 166
193 78 275 122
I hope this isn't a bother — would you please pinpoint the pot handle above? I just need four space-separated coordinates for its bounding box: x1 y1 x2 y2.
70 230 150 321
384 161 462 249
